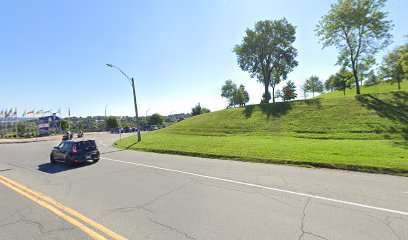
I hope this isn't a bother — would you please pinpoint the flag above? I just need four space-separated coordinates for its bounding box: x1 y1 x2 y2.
68 108 70 117
6 109 13 118
22 110 27 117
57 108 61 114
0 109 3 117
27 109 34 115
44 109 51 114
36 109 43 115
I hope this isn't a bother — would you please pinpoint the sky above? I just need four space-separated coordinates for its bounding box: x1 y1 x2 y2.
1 0 407 117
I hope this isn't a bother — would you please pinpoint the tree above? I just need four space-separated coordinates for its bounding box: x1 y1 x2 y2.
191 103 210 116
105 116 120 130
221 80 238 108
305 76 324 97
234 18 298 103
148 113 163 126
380 44 408 90
233 85 250 107
300 83 308 100
61 120 69 132
365 70 382 86
325 69 353 95
316 0 393 95
281 80 297 101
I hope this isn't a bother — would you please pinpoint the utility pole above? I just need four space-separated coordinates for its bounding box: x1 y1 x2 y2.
131 78 141 142
106 64 141 142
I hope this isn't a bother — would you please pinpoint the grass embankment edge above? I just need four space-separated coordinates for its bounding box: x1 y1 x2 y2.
113 142 408 177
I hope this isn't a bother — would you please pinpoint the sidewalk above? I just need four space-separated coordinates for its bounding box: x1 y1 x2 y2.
0 135 62 144
0 132 105 144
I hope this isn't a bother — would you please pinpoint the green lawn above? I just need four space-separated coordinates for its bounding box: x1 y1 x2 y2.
116 133 408 175
319 80 407 99
115 86 408 176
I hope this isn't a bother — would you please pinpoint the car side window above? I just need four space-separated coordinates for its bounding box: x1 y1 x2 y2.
57 142 65 149
63 143 72 152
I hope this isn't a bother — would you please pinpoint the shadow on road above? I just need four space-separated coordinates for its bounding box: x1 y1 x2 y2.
38 162 93 174
100 149 126 155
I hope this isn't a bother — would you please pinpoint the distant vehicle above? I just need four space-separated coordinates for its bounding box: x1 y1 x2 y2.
111 128 123 134
50 139 100 166
151 125 159 131
62 131 73 141
177 117 185 122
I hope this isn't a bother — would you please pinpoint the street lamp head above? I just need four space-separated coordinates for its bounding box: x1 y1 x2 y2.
106 64 113 67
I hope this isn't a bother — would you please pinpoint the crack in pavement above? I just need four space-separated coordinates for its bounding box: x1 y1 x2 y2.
384 216 402 240
298 198 311 240
297 198 328 240
148 216 196 240
142 180 193 208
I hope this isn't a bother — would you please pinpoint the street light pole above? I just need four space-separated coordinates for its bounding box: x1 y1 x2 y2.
106 64 141 142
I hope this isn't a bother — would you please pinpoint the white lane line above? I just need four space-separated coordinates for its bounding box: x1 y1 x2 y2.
404 192 408 194
101 157 408 217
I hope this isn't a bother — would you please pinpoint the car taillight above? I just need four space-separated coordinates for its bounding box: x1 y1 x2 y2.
73 144 78 153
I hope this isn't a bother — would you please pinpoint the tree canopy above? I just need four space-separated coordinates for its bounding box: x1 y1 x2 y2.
148 113 163 126
234 18 298 103
380 43 408 90
281 80 297 101
305 76 324 97
316 0 393 95
105 116 120 130
191 103 210 116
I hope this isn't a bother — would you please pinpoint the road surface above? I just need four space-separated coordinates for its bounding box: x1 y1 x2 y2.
0 133 407 239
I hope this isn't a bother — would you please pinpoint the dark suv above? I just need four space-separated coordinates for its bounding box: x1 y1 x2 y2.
50 139 100 165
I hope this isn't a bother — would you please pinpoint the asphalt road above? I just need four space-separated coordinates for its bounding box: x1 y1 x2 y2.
0 133 407 240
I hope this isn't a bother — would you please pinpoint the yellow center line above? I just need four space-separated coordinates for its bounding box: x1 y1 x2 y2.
0 175 127 240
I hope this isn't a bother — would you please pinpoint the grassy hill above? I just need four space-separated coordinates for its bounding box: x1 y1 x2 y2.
117 81 408 176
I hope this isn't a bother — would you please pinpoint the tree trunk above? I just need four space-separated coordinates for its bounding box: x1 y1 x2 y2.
264 84 269 103
398 79 401 90
312 91 315 98
352 66 361 95
271 85 275 103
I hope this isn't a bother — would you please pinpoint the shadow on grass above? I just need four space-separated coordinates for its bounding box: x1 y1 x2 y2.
243 101 293 118
124 141 140 149
304 98 322 108
356 91 408 148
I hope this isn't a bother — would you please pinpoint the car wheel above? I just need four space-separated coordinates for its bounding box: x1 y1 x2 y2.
93 158 99 163
50 154 56 164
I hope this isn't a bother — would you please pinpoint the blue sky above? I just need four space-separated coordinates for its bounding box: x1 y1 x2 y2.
1 0 407 117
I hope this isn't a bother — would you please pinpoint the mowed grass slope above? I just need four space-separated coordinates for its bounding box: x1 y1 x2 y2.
117 82 408 175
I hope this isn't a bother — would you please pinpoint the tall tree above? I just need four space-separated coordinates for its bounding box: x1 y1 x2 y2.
305 76 324 97
221 79 238 108
234 85 250 107
326 69 354 95
148 113 163 126
380 44 407 90
105 116 120 130
234 18 298 103
281 80 297 101
300 83 308 100
316 0 393 95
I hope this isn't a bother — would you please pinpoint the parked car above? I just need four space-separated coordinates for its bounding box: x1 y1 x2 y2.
50 139 100 166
